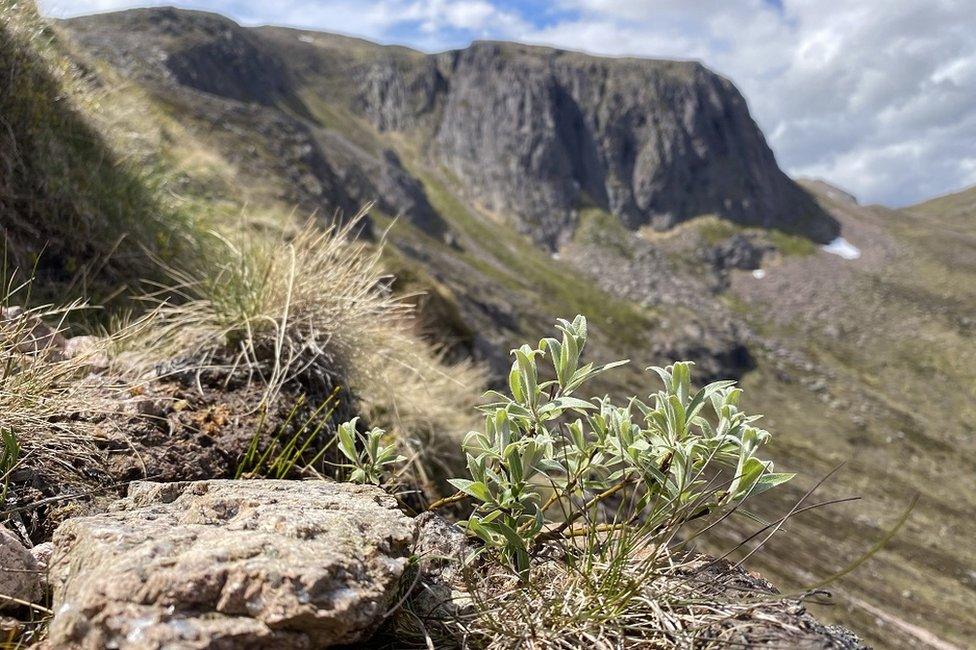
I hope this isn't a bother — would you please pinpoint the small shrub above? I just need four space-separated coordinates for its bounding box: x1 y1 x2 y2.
337 417 405 485
448 315 791 578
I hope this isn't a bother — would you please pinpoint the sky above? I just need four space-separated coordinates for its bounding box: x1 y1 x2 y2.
39 0 976 207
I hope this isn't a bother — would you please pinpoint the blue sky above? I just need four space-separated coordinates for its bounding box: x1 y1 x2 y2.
39 0 976 206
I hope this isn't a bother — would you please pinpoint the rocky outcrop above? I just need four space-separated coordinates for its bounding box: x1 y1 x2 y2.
64 8 293 108
47 480 415 648
563 235 755 381
360 57 446 133
61 10 444 236
703 232 775 271
367 42 838 247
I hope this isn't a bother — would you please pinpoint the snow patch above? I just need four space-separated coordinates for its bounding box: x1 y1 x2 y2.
752 269 766 279
298 35 315 43
821 237 861 260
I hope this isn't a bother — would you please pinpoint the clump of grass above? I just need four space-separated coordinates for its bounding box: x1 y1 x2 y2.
235 386 342 479
142 210 485 490
767 229 817 256
0 428 19 507
572 207 635 258
141 212 408 401
0 271 119 507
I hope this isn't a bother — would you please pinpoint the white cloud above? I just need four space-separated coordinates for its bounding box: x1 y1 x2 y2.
515 0 976 206
38 0 976 206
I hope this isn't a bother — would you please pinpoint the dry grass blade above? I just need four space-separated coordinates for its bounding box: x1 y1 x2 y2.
132 209 484 489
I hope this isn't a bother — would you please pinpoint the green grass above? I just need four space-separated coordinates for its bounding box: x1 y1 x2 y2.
696 216 741 245
573 207 636 258
236 388 342 479
717 269 976 649
414 166 657 349
696 216 816 256
0 4 203 310
299 89 385 154
767 229 817 256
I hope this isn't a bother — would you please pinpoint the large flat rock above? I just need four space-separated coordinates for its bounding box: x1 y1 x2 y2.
48 480 415 649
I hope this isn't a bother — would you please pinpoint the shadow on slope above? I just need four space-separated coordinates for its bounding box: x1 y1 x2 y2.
0 7 195 306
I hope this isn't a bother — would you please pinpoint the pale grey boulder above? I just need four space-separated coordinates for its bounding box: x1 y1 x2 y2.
48 480 415 649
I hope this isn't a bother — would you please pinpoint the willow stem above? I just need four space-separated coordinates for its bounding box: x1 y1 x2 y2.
426 490 468 511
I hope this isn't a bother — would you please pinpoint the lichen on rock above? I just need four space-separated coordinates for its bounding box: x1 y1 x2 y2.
47 480 415 649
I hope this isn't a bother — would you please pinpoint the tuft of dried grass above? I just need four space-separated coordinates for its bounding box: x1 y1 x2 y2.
0 275 120 501
137 210 485 484
138 212 408 400
415 530 838 650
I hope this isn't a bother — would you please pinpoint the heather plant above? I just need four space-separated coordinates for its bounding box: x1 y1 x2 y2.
447 315 792 577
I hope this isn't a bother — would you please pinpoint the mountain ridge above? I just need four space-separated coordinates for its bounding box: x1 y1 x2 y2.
62 6 838 249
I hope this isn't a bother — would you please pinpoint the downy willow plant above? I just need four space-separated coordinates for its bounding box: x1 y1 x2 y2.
449 315 793 577
337 417 405 485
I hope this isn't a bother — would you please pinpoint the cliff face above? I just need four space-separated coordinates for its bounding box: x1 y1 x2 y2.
63 9 836 249
361 42 836 246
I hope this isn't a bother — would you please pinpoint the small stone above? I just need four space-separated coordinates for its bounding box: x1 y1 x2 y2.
63 336 110 372
0 306 67 358
0 527 41 608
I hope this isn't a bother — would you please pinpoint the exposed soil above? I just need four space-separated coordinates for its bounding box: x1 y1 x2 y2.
6 354 356 544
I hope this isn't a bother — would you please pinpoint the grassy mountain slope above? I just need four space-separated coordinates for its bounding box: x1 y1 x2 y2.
5 6 972 647
710 182 976 647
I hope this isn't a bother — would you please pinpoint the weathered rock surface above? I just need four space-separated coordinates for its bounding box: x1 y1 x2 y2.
0 527 41 609
47 480 415 649
400 513 473 621
373 41 839 247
